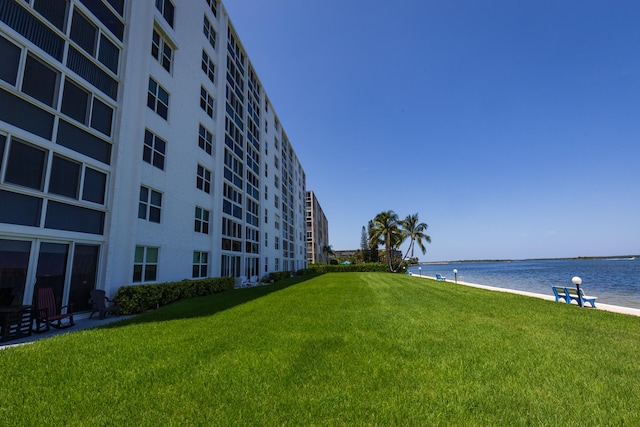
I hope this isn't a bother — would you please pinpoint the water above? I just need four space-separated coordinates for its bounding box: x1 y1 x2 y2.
407 258 640 309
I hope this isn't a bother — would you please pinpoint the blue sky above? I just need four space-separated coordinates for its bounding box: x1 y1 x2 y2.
224 0 640 261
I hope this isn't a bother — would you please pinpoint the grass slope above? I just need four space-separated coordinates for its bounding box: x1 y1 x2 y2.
1 273 639 425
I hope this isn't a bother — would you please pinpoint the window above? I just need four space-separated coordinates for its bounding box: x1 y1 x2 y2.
48 155 80 199
0 35 21 85
61 79 114 137
194 206 210 234
264 208 268 224
69 10 120 73
56 120 111 165
200 86 214 118
33 0 68 32
0 189 42 227
0 134 5 167
147 77 169 119
133 246 158 282
22 54 59 107
155 0 175 28
275 236 279 250
45 201 104 235
206 0 218 17
203 16 216 49
196 164 211 193
152 29 173 73
70 10 97 56
5 139 47 191
138 186 162 223
193 251 209 278
82 167 106 204
198 124 213 155
201 50 215 84
143 129 166 170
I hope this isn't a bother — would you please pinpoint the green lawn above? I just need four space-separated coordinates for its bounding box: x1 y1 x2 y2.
2 273 640 426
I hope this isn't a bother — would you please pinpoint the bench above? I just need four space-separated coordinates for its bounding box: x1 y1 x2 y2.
552 286 570 303
552 286 597 308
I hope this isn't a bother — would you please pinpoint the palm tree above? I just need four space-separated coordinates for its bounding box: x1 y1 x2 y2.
321 245 334 264
369 211 402 272
400 213 431 262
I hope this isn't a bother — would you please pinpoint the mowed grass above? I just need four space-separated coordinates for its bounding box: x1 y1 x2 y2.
2 273 640 426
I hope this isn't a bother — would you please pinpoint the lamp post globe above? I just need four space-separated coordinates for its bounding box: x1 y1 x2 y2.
453 269 458 283
572 276 583 307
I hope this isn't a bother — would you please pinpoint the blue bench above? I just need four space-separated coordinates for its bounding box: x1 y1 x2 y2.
435 274 447 281
552 286 570 303
552 286 597 308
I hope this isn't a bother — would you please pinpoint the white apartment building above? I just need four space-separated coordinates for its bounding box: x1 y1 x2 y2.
0 0 308 313
306 191 329 264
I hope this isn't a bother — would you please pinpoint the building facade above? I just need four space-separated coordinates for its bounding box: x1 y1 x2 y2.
0 0 307 311
305 191 328 264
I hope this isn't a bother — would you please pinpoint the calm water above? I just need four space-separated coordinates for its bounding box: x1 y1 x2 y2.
407 258 640 309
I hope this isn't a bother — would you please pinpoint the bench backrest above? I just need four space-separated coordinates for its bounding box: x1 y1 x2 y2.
564 287 582 297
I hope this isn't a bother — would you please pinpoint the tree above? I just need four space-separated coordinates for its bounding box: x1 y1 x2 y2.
321 245 334 264
368 220 379 263
368 210 402 272
368 211 432 272
360 226 370 263
399 213 431 263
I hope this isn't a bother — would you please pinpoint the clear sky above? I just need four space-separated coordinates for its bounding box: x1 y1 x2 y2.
224 0 640 262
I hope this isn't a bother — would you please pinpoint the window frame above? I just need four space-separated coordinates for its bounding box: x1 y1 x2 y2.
151 28 173 73
194 206 210 234
143 129 166 170
147 77 169 120
133 245 159 282
198 124 213 155
196 164 211 193
192 250 209 278
138 185 162 223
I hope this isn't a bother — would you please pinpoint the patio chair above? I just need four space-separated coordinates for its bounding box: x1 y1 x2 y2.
435 274 447 281
237 276 249 288
89 289 120 320
249 275 259 286
33 287 74 332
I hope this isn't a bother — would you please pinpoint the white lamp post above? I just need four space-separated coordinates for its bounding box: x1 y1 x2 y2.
418 266 422 277
572 276 583 307
453 269 458 284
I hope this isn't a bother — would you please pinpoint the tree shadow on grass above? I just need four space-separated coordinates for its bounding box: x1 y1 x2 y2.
97 275 317 329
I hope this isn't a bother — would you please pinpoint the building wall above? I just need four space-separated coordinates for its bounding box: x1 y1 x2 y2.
306 191 329 264
0 0 307 310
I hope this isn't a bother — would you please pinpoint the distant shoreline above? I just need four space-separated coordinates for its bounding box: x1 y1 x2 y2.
421 255 639 265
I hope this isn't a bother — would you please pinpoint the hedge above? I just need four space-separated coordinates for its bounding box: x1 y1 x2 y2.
114 277 235 314
297 263 390 275
268 271 292 282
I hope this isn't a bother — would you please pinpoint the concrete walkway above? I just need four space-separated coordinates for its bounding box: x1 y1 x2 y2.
412 274 640 317
0 313 134 350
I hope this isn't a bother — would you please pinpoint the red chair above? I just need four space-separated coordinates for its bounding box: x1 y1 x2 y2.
33 288 74 332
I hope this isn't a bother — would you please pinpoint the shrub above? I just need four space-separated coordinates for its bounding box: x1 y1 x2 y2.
114 277 235 314
268 271 292 282
298 263 390 275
